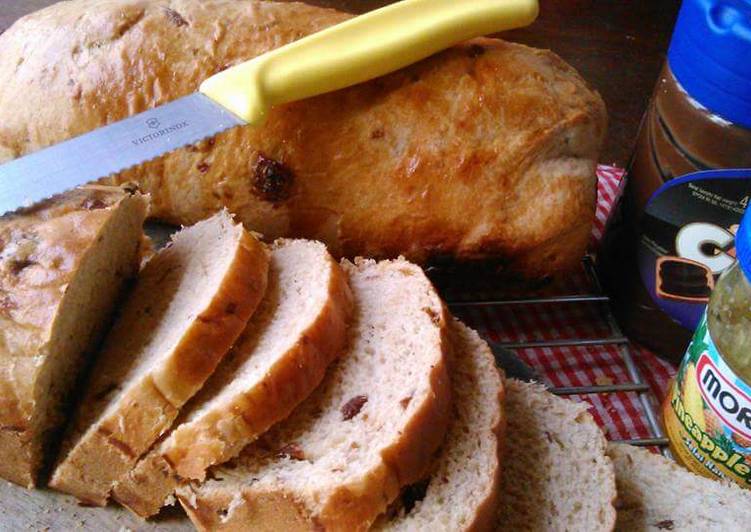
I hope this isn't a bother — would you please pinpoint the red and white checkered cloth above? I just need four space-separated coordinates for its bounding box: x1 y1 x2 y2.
455 165 677 442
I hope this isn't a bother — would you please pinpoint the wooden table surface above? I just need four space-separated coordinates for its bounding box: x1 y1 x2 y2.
0 0 680 166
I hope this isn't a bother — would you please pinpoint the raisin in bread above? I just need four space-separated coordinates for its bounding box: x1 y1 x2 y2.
0 186 147 488
49 211 269 505
178 257 452 531
113 239 352 517
376 319 504 532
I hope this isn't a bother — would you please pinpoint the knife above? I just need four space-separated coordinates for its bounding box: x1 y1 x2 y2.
0 0 538 215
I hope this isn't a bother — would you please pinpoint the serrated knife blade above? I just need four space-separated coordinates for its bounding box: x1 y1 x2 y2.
0 0 538 215
0 94 244 215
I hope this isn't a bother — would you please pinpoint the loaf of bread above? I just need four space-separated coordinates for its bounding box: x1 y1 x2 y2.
0 186 148 488
49 211 269 505
113 239 353 517
609 442 751 531
375 319 504 532
497 380 617 531
0 0 606 280
178 257 452 531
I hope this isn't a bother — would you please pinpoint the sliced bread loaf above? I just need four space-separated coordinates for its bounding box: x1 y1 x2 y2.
496 380 617 531
0 186 148 488
609 442 751 531
49 211 269 505
112 239 353 518
375 319 505 532
177 257 452 532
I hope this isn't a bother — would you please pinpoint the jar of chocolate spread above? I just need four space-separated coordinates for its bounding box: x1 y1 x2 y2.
599 0 751 363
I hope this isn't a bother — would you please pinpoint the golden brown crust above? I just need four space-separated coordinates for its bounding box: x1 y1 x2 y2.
317 265 452 531
179 258 452 531
152 230 270 406
112 243 353 517
179 489 319 532
171 249 352 480
182 349 452 532
49 378 180 504
438 322 506 532
0 187 147 488
0 432 34 488
378 302 452 487
110 446 175 517
0 0 606 281
300 302 451 531
375 319 504 532
49 216 269 505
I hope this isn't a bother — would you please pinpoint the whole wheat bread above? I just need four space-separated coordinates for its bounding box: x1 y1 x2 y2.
0 186 148 488
609 442 751 531
376 319 504 532
112 239 353 517
177 257 452 531
49 211 269 505
496 380 616 531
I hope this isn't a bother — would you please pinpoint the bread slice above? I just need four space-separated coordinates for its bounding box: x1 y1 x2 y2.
375 319 504 532
0 186 148 488
496 380 617 531
48 210 269 505
177 257 452 531
112 239 353 518
609 442 751 531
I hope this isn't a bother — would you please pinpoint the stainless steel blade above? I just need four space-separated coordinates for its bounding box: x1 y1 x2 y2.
0 93 245 215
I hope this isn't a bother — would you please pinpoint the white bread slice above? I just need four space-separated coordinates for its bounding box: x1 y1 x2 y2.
112 239 353 518
177 257 452 532
497 380 617 531
0 186 148 488
609 442 751 531
376 319 505 532
49 211 269 505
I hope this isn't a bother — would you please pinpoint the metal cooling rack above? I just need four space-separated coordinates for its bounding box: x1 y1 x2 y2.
444 256 671 456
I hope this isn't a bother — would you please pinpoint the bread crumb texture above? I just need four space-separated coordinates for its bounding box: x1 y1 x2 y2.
496 380 617 531
178 257 452 531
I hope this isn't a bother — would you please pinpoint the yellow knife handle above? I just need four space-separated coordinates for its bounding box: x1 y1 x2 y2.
200 0 539 124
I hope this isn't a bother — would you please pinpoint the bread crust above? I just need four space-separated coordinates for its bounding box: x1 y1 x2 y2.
169 245 352 480
0 0 606 281
0 187 148 488
179 489 319 532
375 319 505 532
112 240 354 517
49 214 269 505
453 323 505 532
178 258 452 531
312 338 452 531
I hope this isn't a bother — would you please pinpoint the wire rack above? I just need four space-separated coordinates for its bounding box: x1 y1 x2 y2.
441 256 672 456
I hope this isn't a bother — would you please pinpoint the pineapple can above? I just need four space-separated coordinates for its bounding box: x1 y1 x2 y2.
663 312 751 487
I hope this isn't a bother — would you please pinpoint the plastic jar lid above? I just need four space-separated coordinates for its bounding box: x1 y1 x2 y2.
668 0 751 129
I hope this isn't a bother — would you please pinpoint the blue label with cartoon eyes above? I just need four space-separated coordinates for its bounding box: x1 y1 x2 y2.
637 169 751 330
